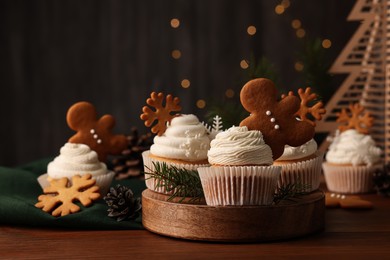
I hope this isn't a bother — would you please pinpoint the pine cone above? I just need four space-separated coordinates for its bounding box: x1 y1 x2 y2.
109 127 153 180
103 185 142 221
373 163 390 197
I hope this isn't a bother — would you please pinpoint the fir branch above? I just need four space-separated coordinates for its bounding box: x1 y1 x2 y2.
273 181 312 205
296 37 332 102
204 99 248 129
246 54 280 89
145 162 204 203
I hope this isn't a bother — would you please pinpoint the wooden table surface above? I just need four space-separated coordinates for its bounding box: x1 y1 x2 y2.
1 191 390 259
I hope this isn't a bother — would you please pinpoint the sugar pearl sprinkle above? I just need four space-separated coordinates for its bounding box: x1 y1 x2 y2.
90 129 102 144
265 111 280 130
330 193 346 199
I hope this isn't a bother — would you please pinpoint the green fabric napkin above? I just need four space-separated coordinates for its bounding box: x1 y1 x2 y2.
0 158 146 230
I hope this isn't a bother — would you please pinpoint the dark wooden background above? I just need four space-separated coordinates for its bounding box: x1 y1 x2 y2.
0 0 356 166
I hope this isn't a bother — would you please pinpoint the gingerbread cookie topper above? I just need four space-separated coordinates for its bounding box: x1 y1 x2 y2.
239 78 315 160
67 101 128 162
336 103 373 134
325 193 372 209
140 92 182 136
282 87 326 126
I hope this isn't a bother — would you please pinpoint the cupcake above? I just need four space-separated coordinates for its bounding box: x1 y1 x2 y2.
198 78 324 206
323 129 382 193
37 143 115 195
197 126 281 206
37 101 127 195
238 79 326 194
140 92 210 194
273 139 324 192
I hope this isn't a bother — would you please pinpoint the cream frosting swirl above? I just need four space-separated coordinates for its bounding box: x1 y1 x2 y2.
208 126 273 166
48 143 107 178
277 139 317 161
150 114 210 161
326 129 382 166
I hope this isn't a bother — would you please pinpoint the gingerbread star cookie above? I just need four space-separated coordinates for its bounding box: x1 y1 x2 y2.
67 101 127 162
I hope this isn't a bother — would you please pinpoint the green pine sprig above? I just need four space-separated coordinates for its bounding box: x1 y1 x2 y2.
273 181 312 205
145 162 204 203
145 162 311 205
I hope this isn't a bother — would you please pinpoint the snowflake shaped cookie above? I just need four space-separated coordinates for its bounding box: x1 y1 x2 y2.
35 174 101 217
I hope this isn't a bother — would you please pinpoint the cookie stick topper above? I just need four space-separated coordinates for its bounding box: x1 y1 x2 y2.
67 101 128 162
336 103 373 134
282 87 326 126
239 78 315 160
140 92 182 136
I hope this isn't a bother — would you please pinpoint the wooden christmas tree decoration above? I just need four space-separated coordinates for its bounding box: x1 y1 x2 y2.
316 0 390 162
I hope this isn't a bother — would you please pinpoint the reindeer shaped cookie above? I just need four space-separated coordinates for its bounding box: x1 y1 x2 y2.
67 101 128 162
239 78 325 160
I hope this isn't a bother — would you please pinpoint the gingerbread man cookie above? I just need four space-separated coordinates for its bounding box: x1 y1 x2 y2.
67 101 127 162
239 78 315 160
325 193 373 209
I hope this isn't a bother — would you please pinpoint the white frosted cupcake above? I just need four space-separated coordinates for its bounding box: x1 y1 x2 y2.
322 129 382 194
142 114 210 194
273 139 324 192
37 143 114 195
197 126 281 206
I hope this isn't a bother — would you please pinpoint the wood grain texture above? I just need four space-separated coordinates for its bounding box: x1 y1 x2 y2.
1 191 390 258
142 189 325 242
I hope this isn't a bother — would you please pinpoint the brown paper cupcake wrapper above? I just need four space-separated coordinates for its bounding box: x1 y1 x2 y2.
276 152 324 192
142 150 209 195
37 171 115 195
197 165 281 206
322 162 382 194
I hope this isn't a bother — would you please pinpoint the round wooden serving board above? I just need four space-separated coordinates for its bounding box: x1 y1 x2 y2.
142 189 325 242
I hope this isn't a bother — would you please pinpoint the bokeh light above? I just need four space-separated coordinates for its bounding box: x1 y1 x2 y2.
170 18 180 28
247 25 257 36
171 50 182 59
322 39 332 48
196 99 206 109
240 60 249 69
281 0 291 8
275 5 285 15
181 79 190 88
296 28 306 38
291 19 301 29
294 61 304 72
225 89 235 98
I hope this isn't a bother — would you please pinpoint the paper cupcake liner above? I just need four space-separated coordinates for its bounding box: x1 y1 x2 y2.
322 162 382 194
197 165 281 206
275 152 324 193
37 171 115 196
142 150 209 195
